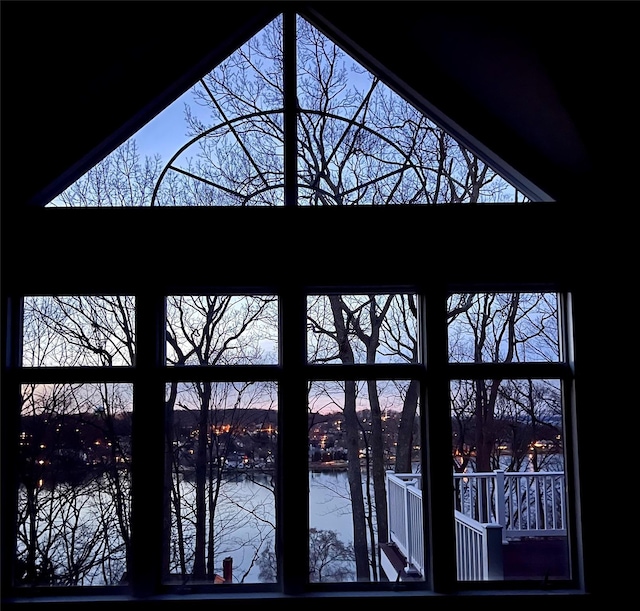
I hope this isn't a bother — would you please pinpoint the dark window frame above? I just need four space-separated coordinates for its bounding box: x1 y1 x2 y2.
0 5 585 606
2 274 582 600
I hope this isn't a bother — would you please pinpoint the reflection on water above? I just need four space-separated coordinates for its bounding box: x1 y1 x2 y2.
309 470 354 541
202 470 355 583
17 469 356 586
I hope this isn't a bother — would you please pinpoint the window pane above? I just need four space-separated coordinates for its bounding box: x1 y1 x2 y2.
157 14 285 207
22 296 135 367
16 383 132 586
165 381 277 585
166 295 278 366
47 12 531 209
295 15 527 206
308 380 424 583
154 113 285 207
447 293 560 363
451 378 570 582
307 294 419 364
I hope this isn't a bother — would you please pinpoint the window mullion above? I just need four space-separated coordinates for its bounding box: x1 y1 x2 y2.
280 10 306 590
422 287 457 592
1 295 23 593
278 286 309 594
130 292 166 596
560 292 583 588
283 9 297 208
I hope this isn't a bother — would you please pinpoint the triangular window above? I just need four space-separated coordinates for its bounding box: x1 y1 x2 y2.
47 14 540 207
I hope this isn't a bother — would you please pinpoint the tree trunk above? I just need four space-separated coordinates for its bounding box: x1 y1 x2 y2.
366 380 388 547
192 383 211 579
343 379 370 580
328 296 369 579
395 379 419 473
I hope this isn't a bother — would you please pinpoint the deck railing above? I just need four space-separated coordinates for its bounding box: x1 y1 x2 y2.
386 472 424 575
453 470 567 538
386 469 567 579
454 511 504 580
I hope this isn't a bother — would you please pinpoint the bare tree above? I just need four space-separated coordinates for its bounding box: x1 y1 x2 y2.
22 295 135 367
307 291 418 581
16 381 132 586
165 295 278 582
258 529 355 583
21 293 279 585
143 15 525 208
18 297 135 586
168 380 277 583
38 13 535 586
51 139 161 207
448 292 561 473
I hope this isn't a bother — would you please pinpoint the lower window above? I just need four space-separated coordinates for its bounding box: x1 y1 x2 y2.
9 290 579 593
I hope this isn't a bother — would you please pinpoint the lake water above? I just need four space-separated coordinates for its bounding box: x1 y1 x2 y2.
309 470 355 536
20 458 564 585
210 469 357 583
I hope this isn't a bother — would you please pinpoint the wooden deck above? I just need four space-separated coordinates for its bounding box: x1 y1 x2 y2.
503 537 570 580
380 536 570 582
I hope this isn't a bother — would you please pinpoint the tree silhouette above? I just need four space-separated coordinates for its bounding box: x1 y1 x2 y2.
258 528 355 583
448 292 561 473
165 295 277 582
34 12 554 587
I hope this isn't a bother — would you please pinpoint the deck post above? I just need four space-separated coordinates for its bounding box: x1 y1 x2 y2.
493 470 507 542
484 523 504 580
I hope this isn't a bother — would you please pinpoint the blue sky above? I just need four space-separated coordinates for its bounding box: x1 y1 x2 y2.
133 87 208 163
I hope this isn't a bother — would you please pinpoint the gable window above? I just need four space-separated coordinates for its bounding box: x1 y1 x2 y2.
47 13 541 209
2 6 581 605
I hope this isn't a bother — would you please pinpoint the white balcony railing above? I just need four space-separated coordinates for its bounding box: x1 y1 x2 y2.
386 472 424 575
453 470 567 539
454 511 504 580
385 469 567 580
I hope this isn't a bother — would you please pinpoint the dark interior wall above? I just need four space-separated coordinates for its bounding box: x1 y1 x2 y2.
1 1 635 605
311 1 637 205
1 1 281 208
2 0 637 209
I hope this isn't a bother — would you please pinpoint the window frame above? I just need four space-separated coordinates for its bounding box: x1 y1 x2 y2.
3 276 582 599
0 5 585 605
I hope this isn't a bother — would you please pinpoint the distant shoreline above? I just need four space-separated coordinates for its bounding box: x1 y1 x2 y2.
309 460 349 471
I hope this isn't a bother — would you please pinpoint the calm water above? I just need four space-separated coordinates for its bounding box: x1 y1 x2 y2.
216 470 356 583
